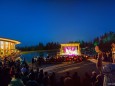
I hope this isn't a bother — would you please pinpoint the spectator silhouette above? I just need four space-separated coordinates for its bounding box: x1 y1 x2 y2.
21 72 29 85
26 73 38 86
49 72 56 86
57 76 64 86
38 69 44 85
91 71 97 86
72 72 81 86
9 73 24 86
64 77 72 86
64 72 72 86
43 72 49 86
82 72 91 86
2 68 11 86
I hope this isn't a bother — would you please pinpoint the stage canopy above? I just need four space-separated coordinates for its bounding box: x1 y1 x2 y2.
60 43 81 56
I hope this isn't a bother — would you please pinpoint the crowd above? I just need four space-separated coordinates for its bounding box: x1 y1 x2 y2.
31 55 86 67
93 51 113 63
0 57 105 86
0 44 114 86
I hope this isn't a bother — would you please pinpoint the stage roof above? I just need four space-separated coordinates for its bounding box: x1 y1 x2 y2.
61 43 80 46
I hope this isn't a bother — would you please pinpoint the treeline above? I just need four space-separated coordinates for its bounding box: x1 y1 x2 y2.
17 31 115 52
93 31 115 52
17 42 60 51
67 31 115 53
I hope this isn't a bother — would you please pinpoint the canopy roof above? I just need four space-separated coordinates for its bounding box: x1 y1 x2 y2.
61 43 80 46
0 38 20 44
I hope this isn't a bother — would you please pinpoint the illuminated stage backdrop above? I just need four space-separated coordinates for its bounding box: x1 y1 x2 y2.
60 43 81 56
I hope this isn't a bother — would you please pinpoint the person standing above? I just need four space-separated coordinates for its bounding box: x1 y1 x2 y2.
96 53 103 74
95 46 103 74
32 57 35 67
8 73 24 86
111 43 115 63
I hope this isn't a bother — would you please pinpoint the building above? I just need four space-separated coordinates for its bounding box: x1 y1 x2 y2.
0 38 20 57
59 43 81 56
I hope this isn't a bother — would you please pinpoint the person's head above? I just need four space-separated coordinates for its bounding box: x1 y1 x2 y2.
60 76 64 81
44 72 48 76
92 71 97 76
37 68 39 72
11 66 15 70
64 77 72 86
66 72 70 76
4 67 10 74
30 69 33 73
74 72 78 76
29 73 35 80
15 73 20 79
40 69 43 74
52 72 55 76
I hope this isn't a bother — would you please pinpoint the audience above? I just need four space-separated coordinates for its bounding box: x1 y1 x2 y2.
0 57 106 86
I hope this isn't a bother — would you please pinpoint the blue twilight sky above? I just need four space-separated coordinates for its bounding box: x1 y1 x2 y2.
0 0 115 46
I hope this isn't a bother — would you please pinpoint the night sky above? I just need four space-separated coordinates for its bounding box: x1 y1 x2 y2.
0 0 115 46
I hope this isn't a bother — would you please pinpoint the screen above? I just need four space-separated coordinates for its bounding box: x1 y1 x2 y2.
62 46 78 55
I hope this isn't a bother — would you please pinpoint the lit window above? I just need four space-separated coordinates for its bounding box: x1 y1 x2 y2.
1 45 4 49
5 42 8 45
6 46 8 49
0 41 4 44
0 41 4 49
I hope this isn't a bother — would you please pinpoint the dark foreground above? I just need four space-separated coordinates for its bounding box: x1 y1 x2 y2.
0 59 109 86
36 59 108 79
